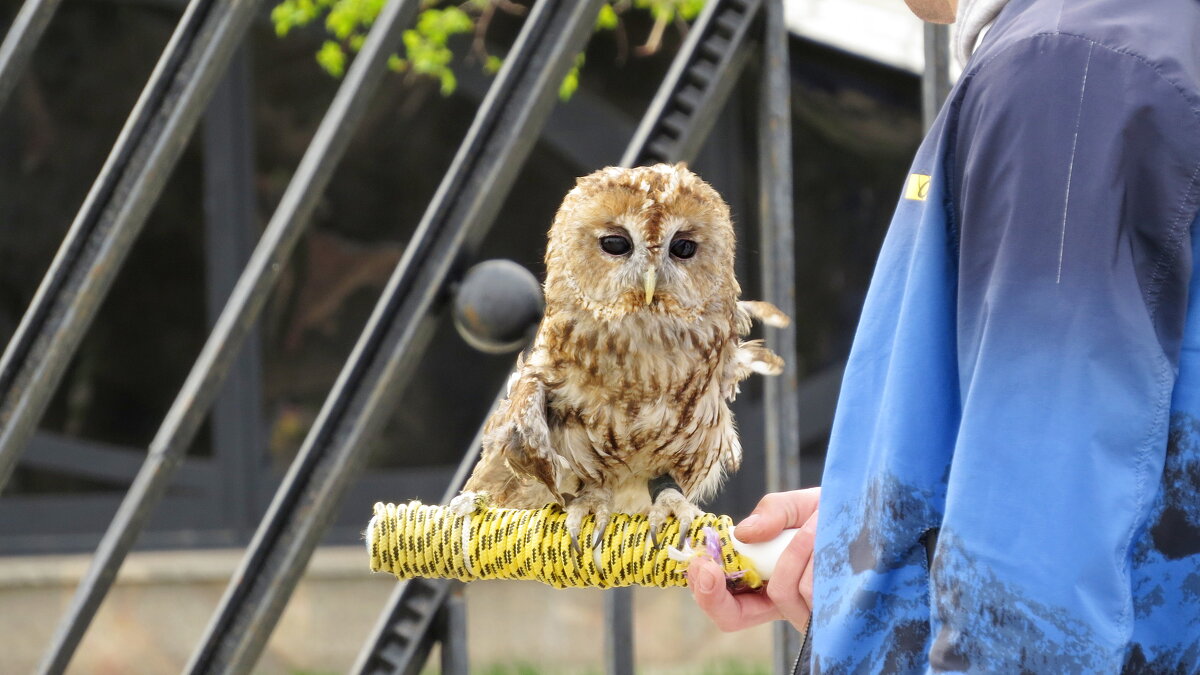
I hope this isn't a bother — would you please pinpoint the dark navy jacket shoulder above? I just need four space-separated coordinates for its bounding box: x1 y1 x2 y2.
810 0 1200 672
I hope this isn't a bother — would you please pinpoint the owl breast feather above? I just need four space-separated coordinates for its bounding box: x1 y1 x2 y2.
531 309 741 506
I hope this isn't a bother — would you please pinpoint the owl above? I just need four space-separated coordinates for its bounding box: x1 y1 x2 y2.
450 163 788 550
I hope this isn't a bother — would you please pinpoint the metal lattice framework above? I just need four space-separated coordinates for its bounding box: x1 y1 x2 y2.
0 0 953 671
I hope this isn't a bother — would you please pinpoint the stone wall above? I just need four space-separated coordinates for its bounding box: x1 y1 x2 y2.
0 546 771 673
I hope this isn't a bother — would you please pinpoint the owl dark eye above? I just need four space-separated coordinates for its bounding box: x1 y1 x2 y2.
599 235 632 256
669 238 697 259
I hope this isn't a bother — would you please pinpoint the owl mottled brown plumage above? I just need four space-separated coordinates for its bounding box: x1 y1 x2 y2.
451 163 788 549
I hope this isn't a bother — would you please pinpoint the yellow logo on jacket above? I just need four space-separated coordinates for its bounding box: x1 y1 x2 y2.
905 174 931 201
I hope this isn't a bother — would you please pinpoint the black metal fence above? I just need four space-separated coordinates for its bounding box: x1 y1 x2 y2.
0 0 951 671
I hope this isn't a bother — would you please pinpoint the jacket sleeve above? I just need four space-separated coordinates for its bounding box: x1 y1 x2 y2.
932 33 1200 668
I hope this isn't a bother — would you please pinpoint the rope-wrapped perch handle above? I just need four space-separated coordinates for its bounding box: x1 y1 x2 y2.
366 501 777 590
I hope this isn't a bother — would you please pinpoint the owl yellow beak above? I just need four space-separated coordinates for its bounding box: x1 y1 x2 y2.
643 268 656 305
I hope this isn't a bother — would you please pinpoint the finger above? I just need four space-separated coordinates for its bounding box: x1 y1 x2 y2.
735 487 820 542
799 557 815 617
687 558 782 632
763 520 817 631
798 511 818 613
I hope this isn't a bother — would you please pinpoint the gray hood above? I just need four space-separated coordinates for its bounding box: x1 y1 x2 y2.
955 0 1011 63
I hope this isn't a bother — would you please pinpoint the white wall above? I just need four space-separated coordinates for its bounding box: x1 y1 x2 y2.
785 0 958 75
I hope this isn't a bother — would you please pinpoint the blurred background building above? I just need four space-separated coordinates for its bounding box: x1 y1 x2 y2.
0 0 928 672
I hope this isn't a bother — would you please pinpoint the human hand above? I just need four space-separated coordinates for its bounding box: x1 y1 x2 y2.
687 488 820 633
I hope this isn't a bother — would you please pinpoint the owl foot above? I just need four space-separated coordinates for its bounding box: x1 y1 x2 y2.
646 479 702 549
448 491 491 517
564 486 612 555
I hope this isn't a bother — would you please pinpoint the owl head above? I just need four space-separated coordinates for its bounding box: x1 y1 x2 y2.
544 164 739 322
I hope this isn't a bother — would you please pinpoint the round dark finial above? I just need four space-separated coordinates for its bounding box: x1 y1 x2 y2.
453 259 544 354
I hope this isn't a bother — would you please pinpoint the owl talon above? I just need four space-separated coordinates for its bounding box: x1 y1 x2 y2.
647 486 703 552
564 486 612 556
676 514 694 550
591 512 610 551
648 523 659 549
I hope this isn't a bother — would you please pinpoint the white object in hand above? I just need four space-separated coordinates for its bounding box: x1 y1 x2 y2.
730 528 801 581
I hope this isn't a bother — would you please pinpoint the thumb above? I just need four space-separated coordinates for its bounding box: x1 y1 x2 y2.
687 556 725 596
735 488 820 543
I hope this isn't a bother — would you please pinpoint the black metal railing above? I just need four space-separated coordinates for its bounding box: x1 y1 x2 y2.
32 0 424 670
0 0 264 492
185 0 607 671
0 0 62 112
0 0 955 671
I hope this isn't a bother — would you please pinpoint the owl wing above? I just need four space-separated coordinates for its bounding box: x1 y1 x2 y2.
709 300 790 476
464 354 565 507
731 300 789 380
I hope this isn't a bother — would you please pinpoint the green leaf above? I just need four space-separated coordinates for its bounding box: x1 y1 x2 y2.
417 7 473 42
680 0 706 21
276 0 706 86
634 0 675 23
316 40 346 77
558 70 578 100
325 5 358 40
299 0 321 21
558 52 585 101
402 28 422 52
271 0 321 37
270 2 290 35
440 7 474 33
595 3 618 30
407 38 453 72
439 68 458 95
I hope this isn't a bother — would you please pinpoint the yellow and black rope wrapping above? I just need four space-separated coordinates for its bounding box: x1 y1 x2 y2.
367 501 763 590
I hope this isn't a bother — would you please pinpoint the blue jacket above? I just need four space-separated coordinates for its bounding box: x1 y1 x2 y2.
811 0 1200 671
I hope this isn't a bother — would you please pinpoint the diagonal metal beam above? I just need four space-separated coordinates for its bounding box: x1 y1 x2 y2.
0 0 62 114
184 1 606 672
351 418 485 675
0 0 265 495
31 1 424 672
622 0 760 168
